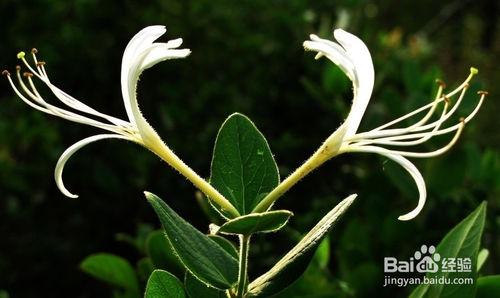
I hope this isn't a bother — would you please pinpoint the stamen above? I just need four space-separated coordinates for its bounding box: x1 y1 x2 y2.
36 61 49 79
357 97 450 147
31 48 38 54
6 73 55 115
23 72 33 78
366 85 475 144
364 74 452 134
17 51 25 59
17 70 39 99
15 65 21 71
16 53 132 129
19 54 46 82
349 78 472 142
10 67 129 135
347 120 464 159
435 79 446 89
2 70 10 76
477 90 488 96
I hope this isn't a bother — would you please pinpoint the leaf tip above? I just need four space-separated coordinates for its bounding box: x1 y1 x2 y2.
144 191 156 201
346 193 358 203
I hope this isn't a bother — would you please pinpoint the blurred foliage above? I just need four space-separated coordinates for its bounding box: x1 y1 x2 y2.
0 0 498 297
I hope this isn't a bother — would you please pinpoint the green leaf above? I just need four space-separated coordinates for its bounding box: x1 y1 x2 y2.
210 113 279 216
217 210 293 235
80 253 139 296
146 230 185 278
477 248 489 272
145 192 238 289
185 272 226 298
208 235 239 259
409 202 487 298
247 194 357 297
145 269 185 298
477 275 500 298
313 236 330 270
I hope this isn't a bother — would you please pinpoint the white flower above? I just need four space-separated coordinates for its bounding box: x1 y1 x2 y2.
303 29 486 221
3 25 239 217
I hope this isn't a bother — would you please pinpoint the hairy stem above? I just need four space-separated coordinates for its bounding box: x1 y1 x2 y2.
236 234 251 297
252 144 333 213
148 138 240 218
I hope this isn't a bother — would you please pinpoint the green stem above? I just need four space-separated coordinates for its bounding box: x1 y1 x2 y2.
147 137 240 218
236 234 251 298
252 145 332 213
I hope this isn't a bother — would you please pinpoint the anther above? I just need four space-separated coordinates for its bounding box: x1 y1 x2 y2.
31 48 38 54
463 83 469 88
17 51 26 59
435 79 446 88
15 65 21 71
23 72 33 78
459 117 465 123
2 70 10 76
443 95 451 104
36 61 46 66
470 67 478 75
477 91 489 96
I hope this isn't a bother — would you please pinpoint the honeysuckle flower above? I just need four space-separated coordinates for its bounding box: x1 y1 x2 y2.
3 25 240 218
254 29 486 220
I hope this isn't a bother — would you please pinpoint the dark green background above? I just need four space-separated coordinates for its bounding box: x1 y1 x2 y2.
0 0 498 297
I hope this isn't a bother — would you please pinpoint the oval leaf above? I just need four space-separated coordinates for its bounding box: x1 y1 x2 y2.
185 272 226 298
210 113 279 216
247 194 357 297
145 269 185 298
217 210 293 235
145 192 238 289
80 253 139 295
409 201 487 298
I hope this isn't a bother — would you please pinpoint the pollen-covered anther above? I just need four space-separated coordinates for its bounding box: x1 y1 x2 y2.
435 79 446 88
2 70 10 76
15 65 21 71
23 72 34 78
31 48 38 54
17 51 26 59
459 117 465 123
36 61 46 67
477 91 489 96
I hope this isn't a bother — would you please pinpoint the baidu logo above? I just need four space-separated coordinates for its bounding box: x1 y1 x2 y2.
383 244 473 287
384 245 442 273
414 245 440 273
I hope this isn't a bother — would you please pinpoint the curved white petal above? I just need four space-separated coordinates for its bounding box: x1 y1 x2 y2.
122 25 167 73
304 29 374 144
346 146 427 221
55 134 131 198
333 29 375 138
140 43 191 70
121 26 190 129
303 36 355 80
